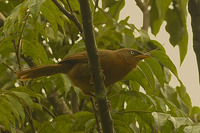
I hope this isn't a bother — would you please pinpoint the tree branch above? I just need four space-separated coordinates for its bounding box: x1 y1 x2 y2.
51 0 83 33
0 12 5 28
78 0 114 132
70 91 79 114
135 0 150 31
47 90 71 115
188 0 200 82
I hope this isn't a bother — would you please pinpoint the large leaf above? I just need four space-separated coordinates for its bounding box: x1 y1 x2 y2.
156 0 172 19
12 91 34 108
106 0 125 20
27 0 45 21
150 50 178 79
125 68 152 93
144 57 164 87
149 0 163 35
165 9 188 64
22 40 49 64
138 62 155 89
6 95 25 124
40 0 64 39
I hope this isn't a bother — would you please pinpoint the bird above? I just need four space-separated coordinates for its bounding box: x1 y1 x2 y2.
16 48 149 96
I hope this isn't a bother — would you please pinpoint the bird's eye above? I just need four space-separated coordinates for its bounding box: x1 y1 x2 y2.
130 50 135 55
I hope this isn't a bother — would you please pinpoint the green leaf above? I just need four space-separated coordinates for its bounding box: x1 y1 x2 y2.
27 0 45 21
6 95 25 124
156 0 172 19
0 63 7 77
102 0 116 8
12 91 34 109
0 39 15 58
122 29 136 48
108 0 125 20
152 112 171 128
3 4 21 35
150 50 178 79
72 111 94 131
138 62 155 89
165 9 188 64
176 84 192 113
183 126 200 133
169 117 193 129
94 8 110 25
150 0 163 35
114 120 132 133
67 0 80 11
125 68 151 93
11 86 41 99
191 106 200 119
178 27 188 65
22 40 49 64
0 97 16 130
41 0 64 39
147 40 166 53
66 41 85 56
144 57 164 87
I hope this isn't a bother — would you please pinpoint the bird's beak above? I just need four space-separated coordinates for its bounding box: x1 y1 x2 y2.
135 53 150 59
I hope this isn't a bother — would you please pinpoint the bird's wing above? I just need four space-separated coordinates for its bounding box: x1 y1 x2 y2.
59 51 88 64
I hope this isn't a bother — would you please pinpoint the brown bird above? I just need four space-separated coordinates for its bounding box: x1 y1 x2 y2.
16 48 149 96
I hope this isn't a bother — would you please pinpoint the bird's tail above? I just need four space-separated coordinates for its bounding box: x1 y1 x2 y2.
16 64 65 80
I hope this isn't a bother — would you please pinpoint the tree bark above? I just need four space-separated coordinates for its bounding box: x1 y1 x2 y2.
78 0 114 132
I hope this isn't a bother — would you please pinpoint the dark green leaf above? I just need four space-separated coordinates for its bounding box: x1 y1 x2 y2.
108 0 125 20
22 40 49 64
144 57 164 87
41 0 64 39
165 9 188 64
6 95 25 124
125 68 151 93
0 63 7 77
28 0 45 20
150 0 163 35
156 0 172 19
138 62 155 89
12 91 34 108
176 84 192 113
150 50 178 78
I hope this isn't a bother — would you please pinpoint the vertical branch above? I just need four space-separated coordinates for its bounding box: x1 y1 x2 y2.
78 0 114 132
16 12 29 70
90 97 101 133
135 0 150 31
70 91 79 114
188 0 200 82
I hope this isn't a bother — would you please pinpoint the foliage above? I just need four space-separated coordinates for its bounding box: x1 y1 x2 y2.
0 0 199 132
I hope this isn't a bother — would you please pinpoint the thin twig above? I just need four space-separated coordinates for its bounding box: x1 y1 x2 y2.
66 0 73 13
135 0 150 31
94 0 99 12
90 97 102 133
51 0 83 33
16 12 29 70
135 0 146 12
116 110 152 114
41 104 56 118
1 60 14 72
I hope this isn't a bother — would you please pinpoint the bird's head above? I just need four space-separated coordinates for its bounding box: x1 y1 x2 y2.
116 48 150 68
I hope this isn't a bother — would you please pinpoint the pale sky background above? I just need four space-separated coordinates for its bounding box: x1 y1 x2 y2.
120 0 200 106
